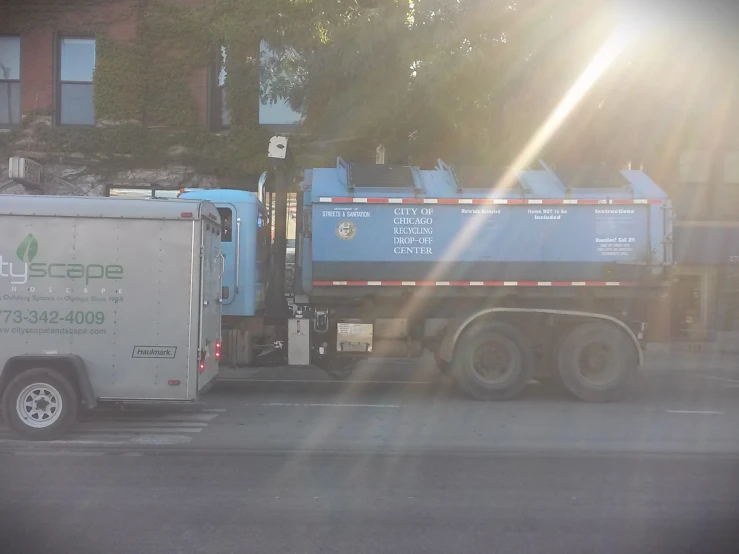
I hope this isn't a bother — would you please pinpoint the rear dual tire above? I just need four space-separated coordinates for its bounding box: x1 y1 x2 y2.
556 322 637 402
450 319 637 402
451 321 533 400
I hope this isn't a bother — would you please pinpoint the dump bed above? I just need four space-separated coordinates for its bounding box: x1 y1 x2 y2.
300 162 671 288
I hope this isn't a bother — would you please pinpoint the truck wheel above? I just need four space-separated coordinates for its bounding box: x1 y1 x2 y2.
556 322 637 402
451 321 533 400
2 368 79 441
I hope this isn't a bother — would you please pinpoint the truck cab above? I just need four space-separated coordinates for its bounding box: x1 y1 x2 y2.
177 190 269 318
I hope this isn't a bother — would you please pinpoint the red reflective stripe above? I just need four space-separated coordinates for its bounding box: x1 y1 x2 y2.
317 198 661 205
312 281 639 287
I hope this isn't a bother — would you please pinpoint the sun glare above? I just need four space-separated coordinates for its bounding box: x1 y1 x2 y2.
392 23 641 324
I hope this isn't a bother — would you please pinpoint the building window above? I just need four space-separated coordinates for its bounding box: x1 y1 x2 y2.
259 40 302 129
724 151 739 184
679 150 711 184
209 46 230 130
0 36 21 126
58 37 96 125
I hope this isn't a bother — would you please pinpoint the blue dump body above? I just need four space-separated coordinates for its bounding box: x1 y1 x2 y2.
301 161 671 289
178 189 268 316
177 160 671 318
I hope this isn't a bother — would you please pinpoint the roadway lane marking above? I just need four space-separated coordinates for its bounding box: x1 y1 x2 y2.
75 421 209 428
71 427 204 433
666 410 723 415
700 375 739 384
14 450 103 456
255 403 403 408
243 379 433 385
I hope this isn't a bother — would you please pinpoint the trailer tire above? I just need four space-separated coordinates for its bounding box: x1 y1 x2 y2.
556 322 637 402
2 368 79 441
451 321 533 400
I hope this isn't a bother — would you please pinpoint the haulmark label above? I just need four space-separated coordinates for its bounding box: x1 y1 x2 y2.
132 346 177 359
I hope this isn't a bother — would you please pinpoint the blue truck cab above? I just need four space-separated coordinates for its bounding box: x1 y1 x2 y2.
178 189 268 317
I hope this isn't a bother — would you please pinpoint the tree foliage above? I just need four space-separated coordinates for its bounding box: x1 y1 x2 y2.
263 0 739 168
4 0 738 174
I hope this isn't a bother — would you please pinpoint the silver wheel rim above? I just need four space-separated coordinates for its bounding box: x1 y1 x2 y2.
16 382 64 428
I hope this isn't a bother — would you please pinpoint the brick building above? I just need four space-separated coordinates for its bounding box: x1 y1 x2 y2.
0 0 300 195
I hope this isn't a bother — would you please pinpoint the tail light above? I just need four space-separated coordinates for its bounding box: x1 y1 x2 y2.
199 349 206 373
215 340 221 360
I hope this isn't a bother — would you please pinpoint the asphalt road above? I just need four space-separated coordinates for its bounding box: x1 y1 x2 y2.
1 450 738 554
1 363 738 553
2 362 738 454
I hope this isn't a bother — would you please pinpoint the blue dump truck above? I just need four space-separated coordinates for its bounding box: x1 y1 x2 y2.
178 136 672 402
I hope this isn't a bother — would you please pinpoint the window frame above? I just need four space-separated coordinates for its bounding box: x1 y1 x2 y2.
0 34 22 128
217 207 233 242
207 46 230 131
55 35 96 127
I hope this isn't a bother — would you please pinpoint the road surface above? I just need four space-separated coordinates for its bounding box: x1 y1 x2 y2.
1 362 738 553
1 450 737 554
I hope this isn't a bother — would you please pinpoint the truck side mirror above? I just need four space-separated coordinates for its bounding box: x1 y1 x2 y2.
222 286 230 300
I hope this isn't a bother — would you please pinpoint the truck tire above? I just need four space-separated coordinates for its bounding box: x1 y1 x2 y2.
556 321 637 402
2 368 79 441
451 321 533 400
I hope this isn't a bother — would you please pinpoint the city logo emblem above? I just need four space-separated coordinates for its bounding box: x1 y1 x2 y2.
336 220 357 240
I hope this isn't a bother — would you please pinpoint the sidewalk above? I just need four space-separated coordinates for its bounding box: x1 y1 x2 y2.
642 349 739 373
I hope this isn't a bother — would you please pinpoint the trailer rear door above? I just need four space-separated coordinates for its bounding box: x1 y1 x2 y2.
197 211 223 391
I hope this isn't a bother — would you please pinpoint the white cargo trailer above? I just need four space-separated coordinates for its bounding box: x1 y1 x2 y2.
0 196 223 440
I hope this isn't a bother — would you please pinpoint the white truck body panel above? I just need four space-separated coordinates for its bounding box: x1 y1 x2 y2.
0 195 222 402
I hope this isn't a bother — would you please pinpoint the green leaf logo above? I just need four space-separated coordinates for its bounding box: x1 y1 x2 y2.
17 234 39 263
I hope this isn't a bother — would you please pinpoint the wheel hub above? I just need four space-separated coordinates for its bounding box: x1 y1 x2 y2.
16 383 63 429
472 339 514 384
578 342 615 384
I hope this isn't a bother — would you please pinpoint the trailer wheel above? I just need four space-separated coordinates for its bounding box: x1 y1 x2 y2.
451 321 533 400
556 322 637 402
1 368 79 440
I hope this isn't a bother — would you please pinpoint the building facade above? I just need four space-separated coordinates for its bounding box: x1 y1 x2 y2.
641 144 739 351
0 0 300 196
